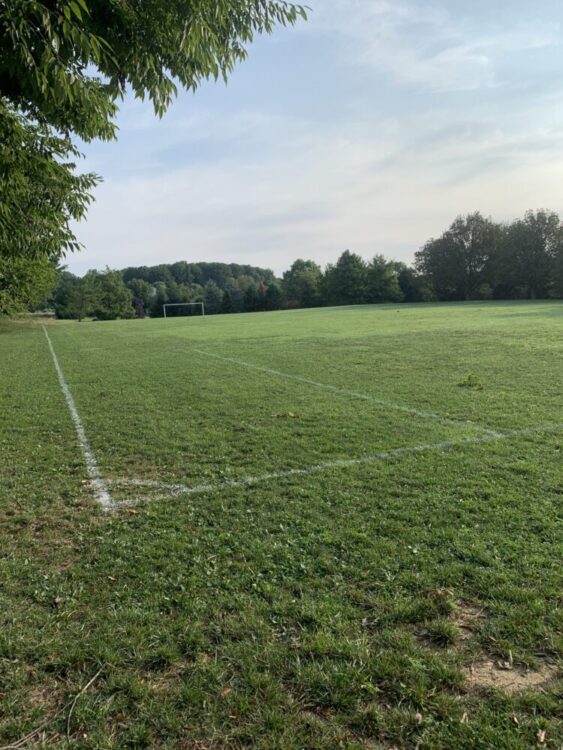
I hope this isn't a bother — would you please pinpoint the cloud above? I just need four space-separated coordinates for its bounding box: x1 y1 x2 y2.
68 1 563 276
307 0 557 92
71 101 563 277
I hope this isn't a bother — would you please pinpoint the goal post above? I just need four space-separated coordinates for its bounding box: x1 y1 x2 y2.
163 302 205 318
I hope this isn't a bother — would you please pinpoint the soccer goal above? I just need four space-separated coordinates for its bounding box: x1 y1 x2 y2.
163 302 205 318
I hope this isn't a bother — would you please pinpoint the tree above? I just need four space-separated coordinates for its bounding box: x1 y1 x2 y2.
127 278 153 318
0 255 56 315
366 255 403 303
415 212 498 300
282 259 322 307
221 290 234 314
170 261 194 285
394 263 434 303
0 0 306 287
150 282 169 318
498 210 560 299
244 283 259 312
166 280 191 304
224 277 244 312
324 250 368 305
53 271 95 321
255 280 268 311
203 280 223 315
265 282 284 310
1 1 306 141
0 104 98 262
553 227 563 298
88 269 134 320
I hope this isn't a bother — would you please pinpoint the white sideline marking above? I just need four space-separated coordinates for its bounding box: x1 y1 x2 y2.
108 422 563 507
194 350 502 437
42 326 113 510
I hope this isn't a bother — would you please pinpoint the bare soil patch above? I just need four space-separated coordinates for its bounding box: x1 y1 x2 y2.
464 659 558 694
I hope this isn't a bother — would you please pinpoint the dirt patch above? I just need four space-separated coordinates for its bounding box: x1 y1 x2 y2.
453 601 486 641
464 659 558 694
26 679 64 710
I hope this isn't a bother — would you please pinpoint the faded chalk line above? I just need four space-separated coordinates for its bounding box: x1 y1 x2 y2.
194 350 502 437
108 422 563 509
40 332 561 513
42 326 113 510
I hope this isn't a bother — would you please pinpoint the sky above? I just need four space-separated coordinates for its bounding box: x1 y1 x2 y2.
69 0 563 277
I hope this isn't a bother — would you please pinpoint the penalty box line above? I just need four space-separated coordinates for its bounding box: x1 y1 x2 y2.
194 349 502 437
42 326 113 511
109 422 563 508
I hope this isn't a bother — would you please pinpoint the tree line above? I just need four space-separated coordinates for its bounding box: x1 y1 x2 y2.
40 208 563 321
51 263 281 320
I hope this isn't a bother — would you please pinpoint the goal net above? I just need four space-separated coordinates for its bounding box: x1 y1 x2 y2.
163 302 205 318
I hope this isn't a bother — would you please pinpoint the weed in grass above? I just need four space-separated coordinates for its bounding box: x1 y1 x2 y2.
420 619 461 648
457 373 484 390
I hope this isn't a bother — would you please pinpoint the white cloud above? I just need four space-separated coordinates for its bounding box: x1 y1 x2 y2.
70 105 563 276
67 1 563 276
307 0 557 91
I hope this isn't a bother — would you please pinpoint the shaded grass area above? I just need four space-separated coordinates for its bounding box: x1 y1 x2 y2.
1 303 562 749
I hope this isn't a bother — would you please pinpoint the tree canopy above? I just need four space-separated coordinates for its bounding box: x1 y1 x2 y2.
1 0 306 140
416 210 563 302
282 259 323 308
0 104 97 261
0 0 306 274
415 212 498 301
0 254 56 315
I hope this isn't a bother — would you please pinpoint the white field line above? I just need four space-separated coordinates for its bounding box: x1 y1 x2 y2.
108 422 563 507
194 350 502 437
42 326 113 511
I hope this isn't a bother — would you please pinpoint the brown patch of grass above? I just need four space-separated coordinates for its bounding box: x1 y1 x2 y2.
26 678 65 711
173 742 230 750
464 659 558 694
453 601 486 641
146 658 195 692
55 560 74 573
0 679 66 750
300 707 336 726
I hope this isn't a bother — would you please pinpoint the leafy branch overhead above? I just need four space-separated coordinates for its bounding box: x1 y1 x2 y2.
0 0 307 266
1 0 307 139
0 102 99 260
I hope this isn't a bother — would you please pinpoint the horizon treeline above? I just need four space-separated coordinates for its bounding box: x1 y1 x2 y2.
47 209 563 320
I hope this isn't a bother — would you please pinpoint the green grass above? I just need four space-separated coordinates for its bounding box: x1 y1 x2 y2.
0 301 562 749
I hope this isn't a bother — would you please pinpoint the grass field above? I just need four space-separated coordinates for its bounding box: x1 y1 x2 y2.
1 301 562 749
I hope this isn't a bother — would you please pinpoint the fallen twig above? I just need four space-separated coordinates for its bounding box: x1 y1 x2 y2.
66 667 103 737
0 667 104 750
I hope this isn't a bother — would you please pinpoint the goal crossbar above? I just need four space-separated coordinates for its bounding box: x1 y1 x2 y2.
163 302 205 318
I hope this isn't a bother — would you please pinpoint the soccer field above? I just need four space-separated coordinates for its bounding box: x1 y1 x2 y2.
1 301 562 748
